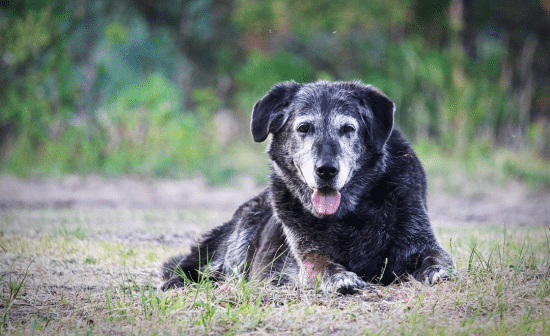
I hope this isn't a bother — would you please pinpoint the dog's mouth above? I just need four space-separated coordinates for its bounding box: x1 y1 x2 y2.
311 187 341 215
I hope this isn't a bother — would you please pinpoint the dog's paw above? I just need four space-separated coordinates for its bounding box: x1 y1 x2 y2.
161 276 186 291
419 266 455 285
322 271 368 294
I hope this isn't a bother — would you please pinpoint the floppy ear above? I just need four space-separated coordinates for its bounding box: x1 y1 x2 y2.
350 83 395 153
251 81 301 143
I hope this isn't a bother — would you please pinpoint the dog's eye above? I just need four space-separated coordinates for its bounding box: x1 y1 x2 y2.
341 125 355 134
297 123 311 133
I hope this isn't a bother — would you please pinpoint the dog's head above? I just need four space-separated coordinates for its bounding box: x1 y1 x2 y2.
251 80 394 217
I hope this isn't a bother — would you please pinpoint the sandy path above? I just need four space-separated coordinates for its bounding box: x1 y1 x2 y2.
1 174 549 228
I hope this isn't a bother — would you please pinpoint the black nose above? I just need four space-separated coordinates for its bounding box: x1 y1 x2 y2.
315 164 339 181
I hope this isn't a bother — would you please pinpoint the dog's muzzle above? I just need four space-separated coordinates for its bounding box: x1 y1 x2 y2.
315 163 339 181
309 162 342 215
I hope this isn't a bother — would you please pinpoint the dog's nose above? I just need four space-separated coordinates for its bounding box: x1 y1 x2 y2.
315 164 339 181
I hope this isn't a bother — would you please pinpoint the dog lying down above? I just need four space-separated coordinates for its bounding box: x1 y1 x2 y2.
162 80 457 293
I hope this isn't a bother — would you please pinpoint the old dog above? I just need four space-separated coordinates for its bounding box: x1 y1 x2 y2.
161 80 456 293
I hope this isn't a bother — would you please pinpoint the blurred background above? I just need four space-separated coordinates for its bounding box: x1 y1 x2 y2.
1 0 549 186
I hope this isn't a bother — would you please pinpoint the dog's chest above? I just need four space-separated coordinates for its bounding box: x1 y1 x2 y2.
286 214 390 265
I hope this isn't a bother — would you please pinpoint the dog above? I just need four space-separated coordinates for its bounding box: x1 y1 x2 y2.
161 80 457 293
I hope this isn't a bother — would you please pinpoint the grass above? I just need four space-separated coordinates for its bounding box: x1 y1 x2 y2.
414 140 550 194
1 261 30 332
0 208 549 335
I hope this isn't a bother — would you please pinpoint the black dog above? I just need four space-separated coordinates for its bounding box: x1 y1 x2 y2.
162 80 456 293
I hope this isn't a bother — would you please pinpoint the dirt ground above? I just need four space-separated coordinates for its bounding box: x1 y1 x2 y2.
1 174 549 228
0 174 549 334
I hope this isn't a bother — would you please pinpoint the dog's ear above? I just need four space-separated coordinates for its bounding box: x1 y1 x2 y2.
251 81 301 142
351 83 395 153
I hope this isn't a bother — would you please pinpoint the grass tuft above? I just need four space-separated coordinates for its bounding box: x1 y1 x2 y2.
1 261 31 334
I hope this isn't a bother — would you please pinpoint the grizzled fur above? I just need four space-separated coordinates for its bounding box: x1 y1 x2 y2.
161 80 457 293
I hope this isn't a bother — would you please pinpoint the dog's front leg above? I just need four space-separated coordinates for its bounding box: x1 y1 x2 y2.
298 252 368 294
412 248 457 285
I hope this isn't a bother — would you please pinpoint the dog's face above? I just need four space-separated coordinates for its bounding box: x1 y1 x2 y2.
251 81 395 217
291 105 361 192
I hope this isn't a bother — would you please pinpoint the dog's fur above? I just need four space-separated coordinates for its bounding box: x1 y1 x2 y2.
161 80 457 293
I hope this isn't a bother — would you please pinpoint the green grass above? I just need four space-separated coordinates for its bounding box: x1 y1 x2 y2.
0 209 549 335
415 140 550 192
1 261 30 332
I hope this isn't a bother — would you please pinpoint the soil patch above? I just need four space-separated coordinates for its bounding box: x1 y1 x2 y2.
1 174 548 227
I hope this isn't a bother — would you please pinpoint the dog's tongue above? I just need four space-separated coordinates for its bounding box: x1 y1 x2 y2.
311 189 341 215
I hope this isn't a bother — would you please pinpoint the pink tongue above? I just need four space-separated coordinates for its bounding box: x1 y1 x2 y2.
311 189 341 215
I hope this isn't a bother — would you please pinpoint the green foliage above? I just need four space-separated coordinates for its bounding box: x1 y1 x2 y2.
364 40 517 157
503 155 550 187
105 22 129 44
3 10 53 63
97 72 220 176
236 51 316 122
84 256 97 264
0 0 548 183
0 6 81 176
2 66 220 177
237 51 316 96
233 0 411 37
